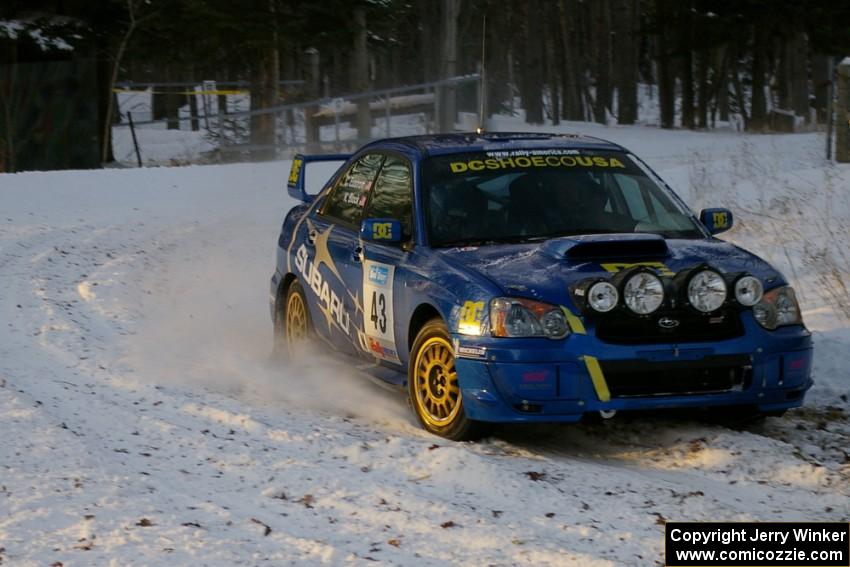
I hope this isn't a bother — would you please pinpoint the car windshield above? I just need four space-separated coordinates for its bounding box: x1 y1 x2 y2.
422 149 703 247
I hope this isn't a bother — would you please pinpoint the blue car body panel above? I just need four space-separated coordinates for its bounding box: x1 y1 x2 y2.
270 133 813 422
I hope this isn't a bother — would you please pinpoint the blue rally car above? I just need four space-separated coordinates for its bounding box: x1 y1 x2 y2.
270 133 813 440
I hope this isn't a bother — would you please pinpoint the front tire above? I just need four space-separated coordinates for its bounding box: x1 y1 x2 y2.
408 318 490 441
273 279 313 359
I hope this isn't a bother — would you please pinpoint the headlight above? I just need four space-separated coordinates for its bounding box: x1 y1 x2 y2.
687 269 727 312
753 286 802 329
623 272 664 315
734 275 763 307
490 298 570 339
587 281 619 313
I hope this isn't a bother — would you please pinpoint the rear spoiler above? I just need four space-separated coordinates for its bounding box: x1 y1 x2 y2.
287 153 351 203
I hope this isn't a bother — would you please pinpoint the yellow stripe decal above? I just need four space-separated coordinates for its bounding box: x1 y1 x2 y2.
583 355 611 402
562 307 586 334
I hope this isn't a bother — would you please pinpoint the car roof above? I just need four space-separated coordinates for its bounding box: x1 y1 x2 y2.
359 132 627 157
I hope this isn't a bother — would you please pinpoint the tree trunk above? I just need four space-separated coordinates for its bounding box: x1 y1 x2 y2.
558 0 585 121
749 26 768 130
249 61 264 144
729 48 750 127
189 85 199 131
789 32 809 121
777 34 791 110
657 0 675 128
520 0 544 124
439 0 461 131
613 0 638 124
353 7 371 140
544 6 560 125
420 0 439 83
679 0 694 129
96 41 116 162
696 48 708 128
303 48 320 145
593 0 611 124
716 46 730 122
164 64 180 131
0 41 18 171
250 0 279 156
812 53 830 124
484 3 511 117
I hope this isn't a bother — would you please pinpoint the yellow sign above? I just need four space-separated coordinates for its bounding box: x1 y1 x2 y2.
449 155 626 174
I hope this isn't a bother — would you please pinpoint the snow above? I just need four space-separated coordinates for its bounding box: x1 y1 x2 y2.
0 19 73 51
1 125 848 565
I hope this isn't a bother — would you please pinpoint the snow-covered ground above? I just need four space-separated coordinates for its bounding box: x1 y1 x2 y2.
1 124 848 565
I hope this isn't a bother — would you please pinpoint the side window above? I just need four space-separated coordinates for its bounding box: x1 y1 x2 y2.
322 153 384 226
614 173 649 221
366 155 414 239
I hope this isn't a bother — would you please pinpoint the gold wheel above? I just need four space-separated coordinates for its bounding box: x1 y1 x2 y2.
285 287 309 349
413 336 461 428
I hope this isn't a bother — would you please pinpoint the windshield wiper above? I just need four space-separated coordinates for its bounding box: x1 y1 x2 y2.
540 228 624 238
433 238 490 248
433 235 545 248
435 231 631 248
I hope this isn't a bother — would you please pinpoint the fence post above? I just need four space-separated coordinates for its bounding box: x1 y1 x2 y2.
127 111 143 167
385 94 391 136
836 58 850 163
333 97 342 141
203 80 215 130
304 47 321 146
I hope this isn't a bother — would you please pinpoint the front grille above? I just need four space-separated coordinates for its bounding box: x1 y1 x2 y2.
600 355 752 398
594 308 743 345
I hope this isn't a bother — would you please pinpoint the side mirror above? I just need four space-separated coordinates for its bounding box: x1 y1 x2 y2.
361 218 402 244
700 207 734 235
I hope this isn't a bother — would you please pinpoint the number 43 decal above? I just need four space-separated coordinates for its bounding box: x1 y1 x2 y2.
370 291 387 333
362 260 399 363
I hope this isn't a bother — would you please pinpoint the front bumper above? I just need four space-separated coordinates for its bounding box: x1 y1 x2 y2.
453 314 813 423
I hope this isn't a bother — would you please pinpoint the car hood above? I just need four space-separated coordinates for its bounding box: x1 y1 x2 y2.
437 234 784 307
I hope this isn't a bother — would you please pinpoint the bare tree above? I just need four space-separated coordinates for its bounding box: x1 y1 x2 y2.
679 0 694 129
696 48 709 128
101 0 156 164
544 4 561 125
249 0 280 156
613 0 639 124
520 0 544 124
656 0 676 129
749 25 768 130
0 42 18 171
353 6 371 140
557 0 585 121
438 0 461 131
592 0 611 124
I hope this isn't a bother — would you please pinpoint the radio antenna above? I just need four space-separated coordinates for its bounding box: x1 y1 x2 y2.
477 15 487 134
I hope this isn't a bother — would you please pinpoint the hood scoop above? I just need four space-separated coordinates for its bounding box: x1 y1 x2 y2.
542 233 669 260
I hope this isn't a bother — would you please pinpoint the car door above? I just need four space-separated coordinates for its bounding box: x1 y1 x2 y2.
301 152 385 355
359 153 415 368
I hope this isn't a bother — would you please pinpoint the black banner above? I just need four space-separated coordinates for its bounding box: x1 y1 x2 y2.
665 522 849 566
